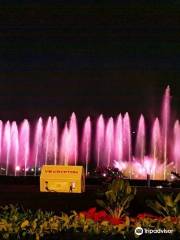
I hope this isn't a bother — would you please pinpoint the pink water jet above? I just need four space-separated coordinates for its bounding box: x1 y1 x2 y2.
69 113 78 165
135 114 146 164
44 117 52 164
33 117 43 175
81 116 91 175
11 122 19 176
161 86 171 180
114 114 123 163
123 113 132 178
3 121 11 175
52 117 58 165
60 123 70 165
105 117 114 168
95 114 105 167
60 113 78 166
19 120 30 176
173 120 180 174
151 118 162 179
0 121 3 171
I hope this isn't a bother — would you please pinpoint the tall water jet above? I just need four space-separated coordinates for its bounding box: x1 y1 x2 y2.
114 114 123 163
81 116 91 175
60 123 70 165
3 121 11 175
161 86 170 180
33 118 43 175
105 117 114 168
44 116 58 165
151 118 162 179
10 122 19 176
173 120 180 174
44 117 52 164
123 113 132 178
52 116 58 165
69 113 78 165
0 121 3 172
19 119 30 176
95 114 105 167
135 114 146 164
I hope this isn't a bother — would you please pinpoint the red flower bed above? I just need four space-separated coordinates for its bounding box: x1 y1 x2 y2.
79 208 124 225
79 208 179 228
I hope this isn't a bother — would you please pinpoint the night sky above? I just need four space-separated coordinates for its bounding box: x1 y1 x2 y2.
0 2 180 126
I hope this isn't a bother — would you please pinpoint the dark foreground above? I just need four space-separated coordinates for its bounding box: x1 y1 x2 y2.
0 176 179 215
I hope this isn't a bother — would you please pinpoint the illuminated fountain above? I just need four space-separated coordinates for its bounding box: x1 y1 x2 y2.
0 86 179 180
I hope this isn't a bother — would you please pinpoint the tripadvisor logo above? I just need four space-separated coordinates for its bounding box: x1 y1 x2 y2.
135 227 174 236
135 227 143 236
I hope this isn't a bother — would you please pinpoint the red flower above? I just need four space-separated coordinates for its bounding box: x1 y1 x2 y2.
78 208 124 225
80 208 97 219
89 209 108 222
104 215 112 222
109 216 123 225
96 210 107 219
93 213 100 222
88 208 97 216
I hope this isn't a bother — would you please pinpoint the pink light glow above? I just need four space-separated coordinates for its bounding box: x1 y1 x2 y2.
114 160 127 171
131 157 157 179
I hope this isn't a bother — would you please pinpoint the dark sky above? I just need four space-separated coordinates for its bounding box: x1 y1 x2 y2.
0 2 180 125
